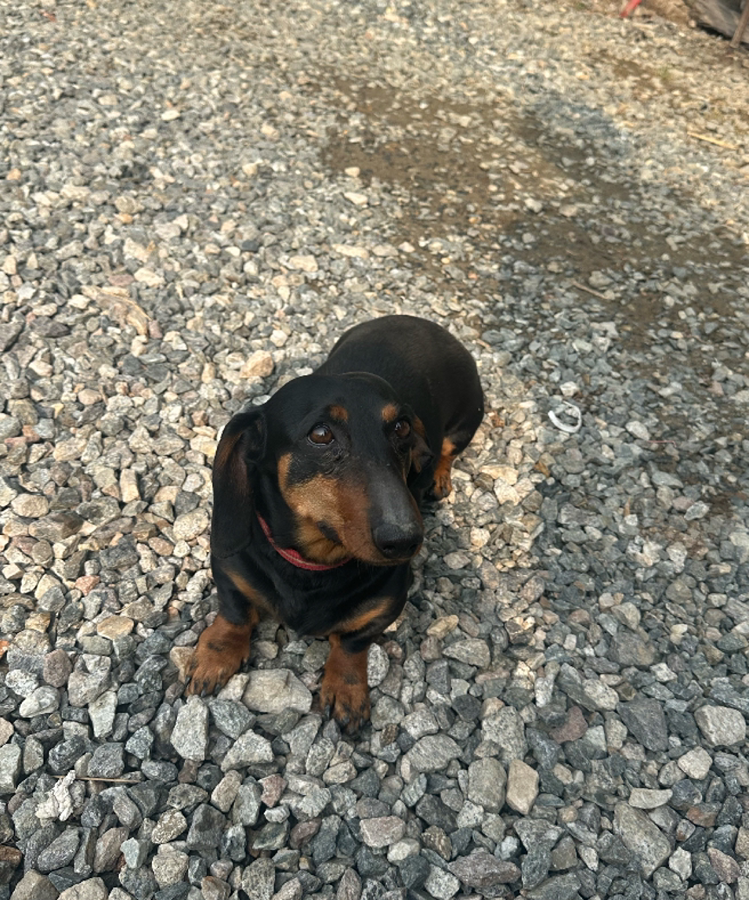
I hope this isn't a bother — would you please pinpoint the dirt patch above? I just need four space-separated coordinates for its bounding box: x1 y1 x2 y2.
318 74 748 376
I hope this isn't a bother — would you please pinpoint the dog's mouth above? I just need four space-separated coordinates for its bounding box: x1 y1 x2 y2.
279 466 423 568
302 517 422 567
316 520 342 544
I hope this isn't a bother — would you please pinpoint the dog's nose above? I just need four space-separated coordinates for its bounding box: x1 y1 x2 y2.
372 523 423 560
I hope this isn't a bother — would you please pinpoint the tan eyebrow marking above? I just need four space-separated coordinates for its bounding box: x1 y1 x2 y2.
328 405 348 422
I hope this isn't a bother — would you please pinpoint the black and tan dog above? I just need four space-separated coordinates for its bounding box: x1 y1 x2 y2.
186 315 484 729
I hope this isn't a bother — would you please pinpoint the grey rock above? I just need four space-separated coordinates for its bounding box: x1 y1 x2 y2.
557 668 619 712
112 793 141 830
220 822 247 861
0 321 23 352
74 825 97 877
118 866 158 898
515 820 564 852
614 802 672 877
274 878 303 900
152 810 188 844
370 696 404 730
23 735 45 773
402 708 439 740
30 513 84 543
56 879 107 900
550 836 577 872
442 638 491 668
209 699 253 739
242 669 313 714
67 657 111 708
305 738 335 776
151 847 189 888
241 858 275 900
707 847 741 883
86 743 124 778
618 698 669 752
9 871 59 900
597 832 632 866
610 631 655 667
168 782 208 811
0 744 22 793
311 815 339 865
467 757 506 812
402 773 427 807
172 508 210 541
252 820 289 852
0 718 13 745
695 706 747 747
367 643 390 687
404 735 461 773
200 877 231 900
185 804 227 851
359 816 406 848
669 847 692 880
18 687 59 718
424 866 460 900
525 873 582 900
124 726 154 760
171 696 209 761
0 845 23 886
7 670 40 698
523 847 553 888
92 827 128 873
120 839 149 869
38 831 81 874
449 850 520 888
482 706 527 762
629 788 673 809
211 769 243 812
99 538 138 571
88 691 117 739
231 780 263 826
335 868 361 900
220 730 274 770
287 785 331 820
398 855 431 890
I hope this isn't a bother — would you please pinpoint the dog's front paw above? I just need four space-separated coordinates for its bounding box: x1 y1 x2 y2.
320 666 371 732
427 438 458 501
429 469 453 501
185 614 252 695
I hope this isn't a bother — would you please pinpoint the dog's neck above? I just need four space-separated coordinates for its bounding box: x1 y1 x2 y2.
256 512 351 572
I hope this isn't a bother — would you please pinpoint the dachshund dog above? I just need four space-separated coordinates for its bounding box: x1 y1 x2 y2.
186 315 484 729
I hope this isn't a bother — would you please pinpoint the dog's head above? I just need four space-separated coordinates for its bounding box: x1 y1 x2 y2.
211 373 432 566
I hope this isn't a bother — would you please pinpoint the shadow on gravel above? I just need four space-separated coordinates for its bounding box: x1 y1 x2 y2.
318 73 749 375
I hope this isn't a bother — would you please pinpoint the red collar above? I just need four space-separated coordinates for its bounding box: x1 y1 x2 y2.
256 513 351 572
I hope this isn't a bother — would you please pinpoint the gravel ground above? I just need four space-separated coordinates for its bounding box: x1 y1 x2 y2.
2 0 749 898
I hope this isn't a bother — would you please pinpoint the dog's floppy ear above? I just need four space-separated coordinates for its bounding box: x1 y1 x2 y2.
211 409 266 559
410 415 434 474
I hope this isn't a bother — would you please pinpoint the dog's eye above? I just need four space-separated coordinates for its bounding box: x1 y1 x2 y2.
309 424 334 445
394 419 411 439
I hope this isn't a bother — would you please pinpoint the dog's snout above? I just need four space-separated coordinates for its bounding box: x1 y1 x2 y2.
372 522 423 560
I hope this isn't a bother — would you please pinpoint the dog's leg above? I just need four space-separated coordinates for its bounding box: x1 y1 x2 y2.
430 437 460 500
186 568 260 695
429 406 484 501
320 585 408 731
320 633 371 732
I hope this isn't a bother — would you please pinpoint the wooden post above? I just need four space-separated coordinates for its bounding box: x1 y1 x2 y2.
731 0 749 46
